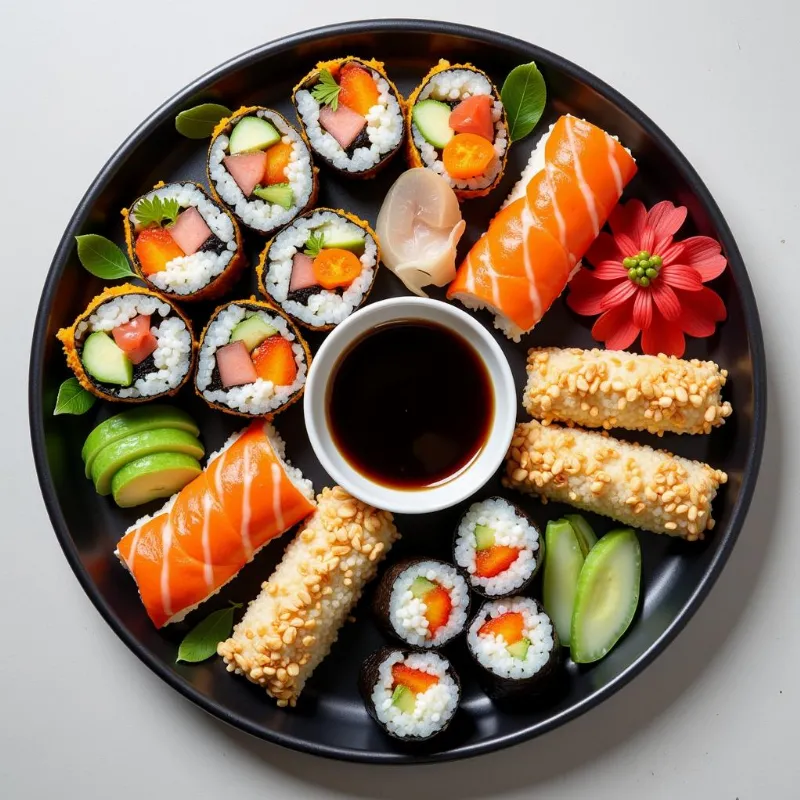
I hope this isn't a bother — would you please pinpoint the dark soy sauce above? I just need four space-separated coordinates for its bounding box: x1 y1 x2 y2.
327 320 494 490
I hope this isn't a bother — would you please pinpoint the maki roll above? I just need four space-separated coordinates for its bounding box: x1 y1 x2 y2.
207 106 317 235
360 648 460 741
57 284 194 402
256 208 380 330
293 57 404 178
373 559 470 648
467 597 560 700
195 299 310 418
454 497 543 598
122 182 245 301
406 61 509 200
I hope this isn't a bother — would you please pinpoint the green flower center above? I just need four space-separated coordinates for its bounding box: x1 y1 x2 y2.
623 251 663 287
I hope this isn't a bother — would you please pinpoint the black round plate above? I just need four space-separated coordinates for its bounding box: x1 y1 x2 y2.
29 19 766 763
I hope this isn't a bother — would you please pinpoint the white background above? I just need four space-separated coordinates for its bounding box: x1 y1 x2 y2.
2 0 795 796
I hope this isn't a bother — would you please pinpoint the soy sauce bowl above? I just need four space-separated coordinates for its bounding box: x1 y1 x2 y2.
304 297 517 514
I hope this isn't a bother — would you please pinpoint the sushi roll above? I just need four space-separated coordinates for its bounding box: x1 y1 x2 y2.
453 497 543 598
406 61 509 200
360 648 460 741
122 181 245 301
56 284 194 403
256 208 380 331
195 299 310 418
207 106 318 235
467 597 560 700
373 559 470 648
293 57 404 178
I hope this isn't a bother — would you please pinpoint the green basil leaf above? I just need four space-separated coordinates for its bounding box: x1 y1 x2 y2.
75 234 135 280
53 378 97 416
177 602 242 664
175 103 232 139
501 62 547 143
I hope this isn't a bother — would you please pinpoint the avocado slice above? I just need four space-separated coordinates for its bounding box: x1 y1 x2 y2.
543 519 584 647
90 428 204 496
81 332 132 387
318 225 366 254
506 637 531 660
409 576 436 599
229 116 280 154
230 315 277 352
474 524 495 551
564 514 598 558
391 685 416 714
412 99 454 149
82 406 199 478
253 182 295 210
111 452 202 508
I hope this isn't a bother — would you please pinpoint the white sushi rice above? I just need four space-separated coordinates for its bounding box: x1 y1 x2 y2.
196 304 307 415
209 110 314 233
454 498 540 596
412 69 508 192
468 597 555 680
388 561 469 647
371 651 459 739
264 210 377 327
295 68 403 173
130 182 237 295
74 294 192 398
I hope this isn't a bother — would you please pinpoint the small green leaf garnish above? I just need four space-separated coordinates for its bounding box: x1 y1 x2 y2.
54 378 97 416
133 195 181 229
501 61 547 142
311 69 341 111
303 231 326 258
177 602 242 664
175 103 232 139
75 234 135 280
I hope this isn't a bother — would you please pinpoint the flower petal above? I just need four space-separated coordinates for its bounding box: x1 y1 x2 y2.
610 199 647 246
632 289 653 329
660 263 703 292
641 308 686 357
659 240 684 266
567 269 615 316
677 286 727 336
647 201 688 252
586 232 626 266
599 279 637 310
591 261 630 280
678 236 728 281
591 298 640 350
651 280 682 321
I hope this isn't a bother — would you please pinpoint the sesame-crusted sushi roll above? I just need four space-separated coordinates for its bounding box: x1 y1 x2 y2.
195 299 310 418
218 486 399 707
293 57 404 178
524 348 733 436
207 106 318 235
406 61 509 200
256 208 380 331
373 559 470 649
360 648 460 741
56 284 195 403
454 497 543 598
122 181 245 302
504 420 728 540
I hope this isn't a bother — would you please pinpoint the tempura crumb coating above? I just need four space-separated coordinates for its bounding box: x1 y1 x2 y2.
524 348 732 436
218 487 400 706
503 420 727 541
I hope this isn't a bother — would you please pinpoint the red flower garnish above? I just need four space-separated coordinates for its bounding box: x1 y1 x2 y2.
567 199 727 357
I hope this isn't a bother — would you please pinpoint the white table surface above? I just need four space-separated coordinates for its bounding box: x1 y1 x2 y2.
3 0 795 796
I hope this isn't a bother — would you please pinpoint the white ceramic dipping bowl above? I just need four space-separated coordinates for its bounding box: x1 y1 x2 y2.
304 297 517 514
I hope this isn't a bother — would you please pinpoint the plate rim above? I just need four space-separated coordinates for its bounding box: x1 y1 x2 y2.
28 18 767 764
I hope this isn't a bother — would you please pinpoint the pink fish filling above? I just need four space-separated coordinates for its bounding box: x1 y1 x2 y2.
318 105 366 150
169 207 212 256
223 151 267 197
216 340 257 388
289 253 318 292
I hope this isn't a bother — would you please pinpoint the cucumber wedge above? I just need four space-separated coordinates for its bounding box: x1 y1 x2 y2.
543 519 584 646
564 514 598 558
570 528 642 664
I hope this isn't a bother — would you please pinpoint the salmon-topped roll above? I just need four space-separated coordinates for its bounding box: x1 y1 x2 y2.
447 115 637 341
116 421 315 628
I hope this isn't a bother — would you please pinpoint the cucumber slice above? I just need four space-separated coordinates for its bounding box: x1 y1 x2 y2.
506 637 531 660
409 576 436 599
81 332 132 387
474 524 495 551
543 519 584 646
412 99 454 149
111 453 202 508
230 316 277 352
253 182 295 210
391 684 416 714
229 116 280 154
318 225 366 254
564 514 598 558
570 528 642 664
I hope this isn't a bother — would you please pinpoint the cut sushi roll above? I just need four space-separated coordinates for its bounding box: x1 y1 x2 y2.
406 60 509 200
122 181 245 301
467 597 560 700
256 208 380 330
373 559 470 648
453 497 543 598
360 648 460 741
293 57 404 178
195 299 310 418
56 284 195 403
207 106 318 235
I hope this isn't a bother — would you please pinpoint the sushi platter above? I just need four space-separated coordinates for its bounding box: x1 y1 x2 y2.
29 20 765 762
